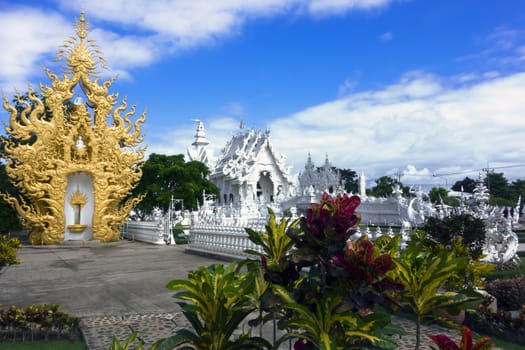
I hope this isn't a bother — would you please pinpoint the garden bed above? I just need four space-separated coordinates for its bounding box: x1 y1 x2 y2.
0 339 85 350
0 305 81 344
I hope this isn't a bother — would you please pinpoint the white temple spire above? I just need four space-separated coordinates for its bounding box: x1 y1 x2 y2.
359 171 367 198
187 119 214 168
191 119 209 147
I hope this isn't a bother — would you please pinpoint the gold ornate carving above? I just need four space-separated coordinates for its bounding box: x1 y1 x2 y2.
69 186 88 206
1 11 145 244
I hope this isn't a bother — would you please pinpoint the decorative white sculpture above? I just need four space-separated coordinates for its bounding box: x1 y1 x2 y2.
185 122 520 264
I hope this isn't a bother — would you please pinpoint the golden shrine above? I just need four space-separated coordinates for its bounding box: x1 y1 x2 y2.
1 11 145 244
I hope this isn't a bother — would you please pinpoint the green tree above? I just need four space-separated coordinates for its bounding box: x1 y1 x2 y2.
338 168 358 194
451 177 477 193
0 234 22 268
423 214 487 261
428 187 460 206
130 153 219 218
509 178 525 208
0 164 22 234
388 244 483 350
162 263 272 350
368 176 409 197
485 172 509 202
428 187 448 204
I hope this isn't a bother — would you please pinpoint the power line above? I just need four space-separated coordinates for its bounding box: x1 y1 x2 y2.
432 169 481 177
487 163 525 170
433 163 525 178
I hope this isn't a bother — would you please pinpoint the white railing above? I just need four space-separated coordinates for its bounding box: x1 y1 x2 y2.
122 220 170 245
187 223 265 260
187 221 415 260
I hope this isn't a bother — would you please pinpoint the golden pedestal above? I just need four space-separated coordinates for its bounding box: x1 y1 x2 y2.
67 224 88 233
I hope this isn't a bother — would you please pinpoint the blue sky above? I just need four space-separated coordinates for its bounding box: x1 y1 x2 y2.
1 0 525 189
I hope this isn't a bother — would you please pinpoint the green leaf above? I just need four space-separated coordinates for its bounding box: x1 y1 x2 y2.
154 330 198 350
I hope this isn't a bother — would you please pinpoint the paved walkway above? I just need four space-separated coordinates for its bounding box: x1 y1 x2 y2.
0 241 500 349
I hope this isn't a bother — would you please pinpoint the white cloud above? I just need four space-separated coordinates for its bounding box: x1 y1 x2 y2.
458 26 525 69
452 73 479 83
262 72 525 182
483 71 500 79
0 0 398 93
338 79 357 96
0 7 70 92
223 102 245 116
379 31 393 41
307 0 393 16
0 7 156 91
59 0 396 46
399 165 442 189
89 29 157 70
143 71 525 186
146 116 241 161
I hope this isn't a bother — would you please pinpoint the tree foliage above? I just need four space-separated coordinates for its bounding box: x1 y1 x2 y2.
0 234 22 267
509 178 525 205
0 163 23 234
163 262 272 350
486 172 509 201
452 174 524 208
423 214 486 260
428 187 460 206
338 168 359 194
451 177 477 193
130 153 219 217
368 176 409 197
247 193 404 349
389 244 483 350
428 187 448 204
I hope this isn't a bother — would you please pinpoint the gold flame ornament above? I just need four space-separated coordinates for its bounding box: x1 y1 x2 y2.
1 11 146 244
68 187 88 233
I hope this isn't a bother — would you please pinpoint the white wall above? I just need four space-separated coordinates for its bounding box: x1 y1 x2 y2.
64 172 94 240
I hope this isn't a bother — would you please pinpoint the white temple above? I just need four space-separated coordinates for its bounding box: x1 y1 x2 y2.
297 153 343 195
187 121 294 218
186 120 215 167
183 120 520 265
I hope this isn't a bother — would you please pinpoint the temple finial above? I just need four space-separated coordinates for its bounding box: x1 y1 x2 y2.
76 9 88 40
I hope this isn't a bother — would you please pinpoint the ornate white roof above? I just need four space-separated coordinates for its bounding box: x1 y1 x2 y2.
297 153 342 194
212 128 292 183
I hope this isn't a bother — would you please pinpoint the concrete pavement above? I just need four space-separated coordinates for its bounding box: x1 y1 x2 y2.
0 241 227 349
1 241 223 318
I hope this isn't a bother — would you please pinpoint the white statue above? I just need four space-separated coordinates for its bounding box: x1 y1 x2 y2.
76 135 86 149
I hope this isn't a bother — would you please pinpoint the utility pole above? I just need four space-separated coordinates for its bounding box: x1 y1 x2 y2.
482 163 494 192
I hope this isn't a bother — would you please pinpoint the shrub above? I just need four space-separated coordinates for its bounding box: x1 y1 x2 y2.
0 304 79 342
429 326 494 350
388 243 483 349
247 193 405 349
484 277 525 311
466 305 525 346
172 226 188 244
162 262 272 350
423 214 486 260
0 234 22 268
411 224 494 290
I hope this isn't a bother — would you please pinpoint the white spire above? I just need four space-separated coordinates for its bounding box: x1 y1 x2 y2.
359 171 367 198
187 119 214 168
191 119 209 147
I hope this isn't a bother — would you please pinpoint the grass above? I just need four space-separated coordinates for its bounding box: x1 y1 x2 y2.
475 332 524 350
0 339 86 349
485 251 525 281
395 310 523 349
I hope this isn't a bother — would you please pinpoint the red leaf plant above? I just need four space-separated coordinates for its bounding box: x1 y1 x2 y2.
429 326 494 350
305 192 360 240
